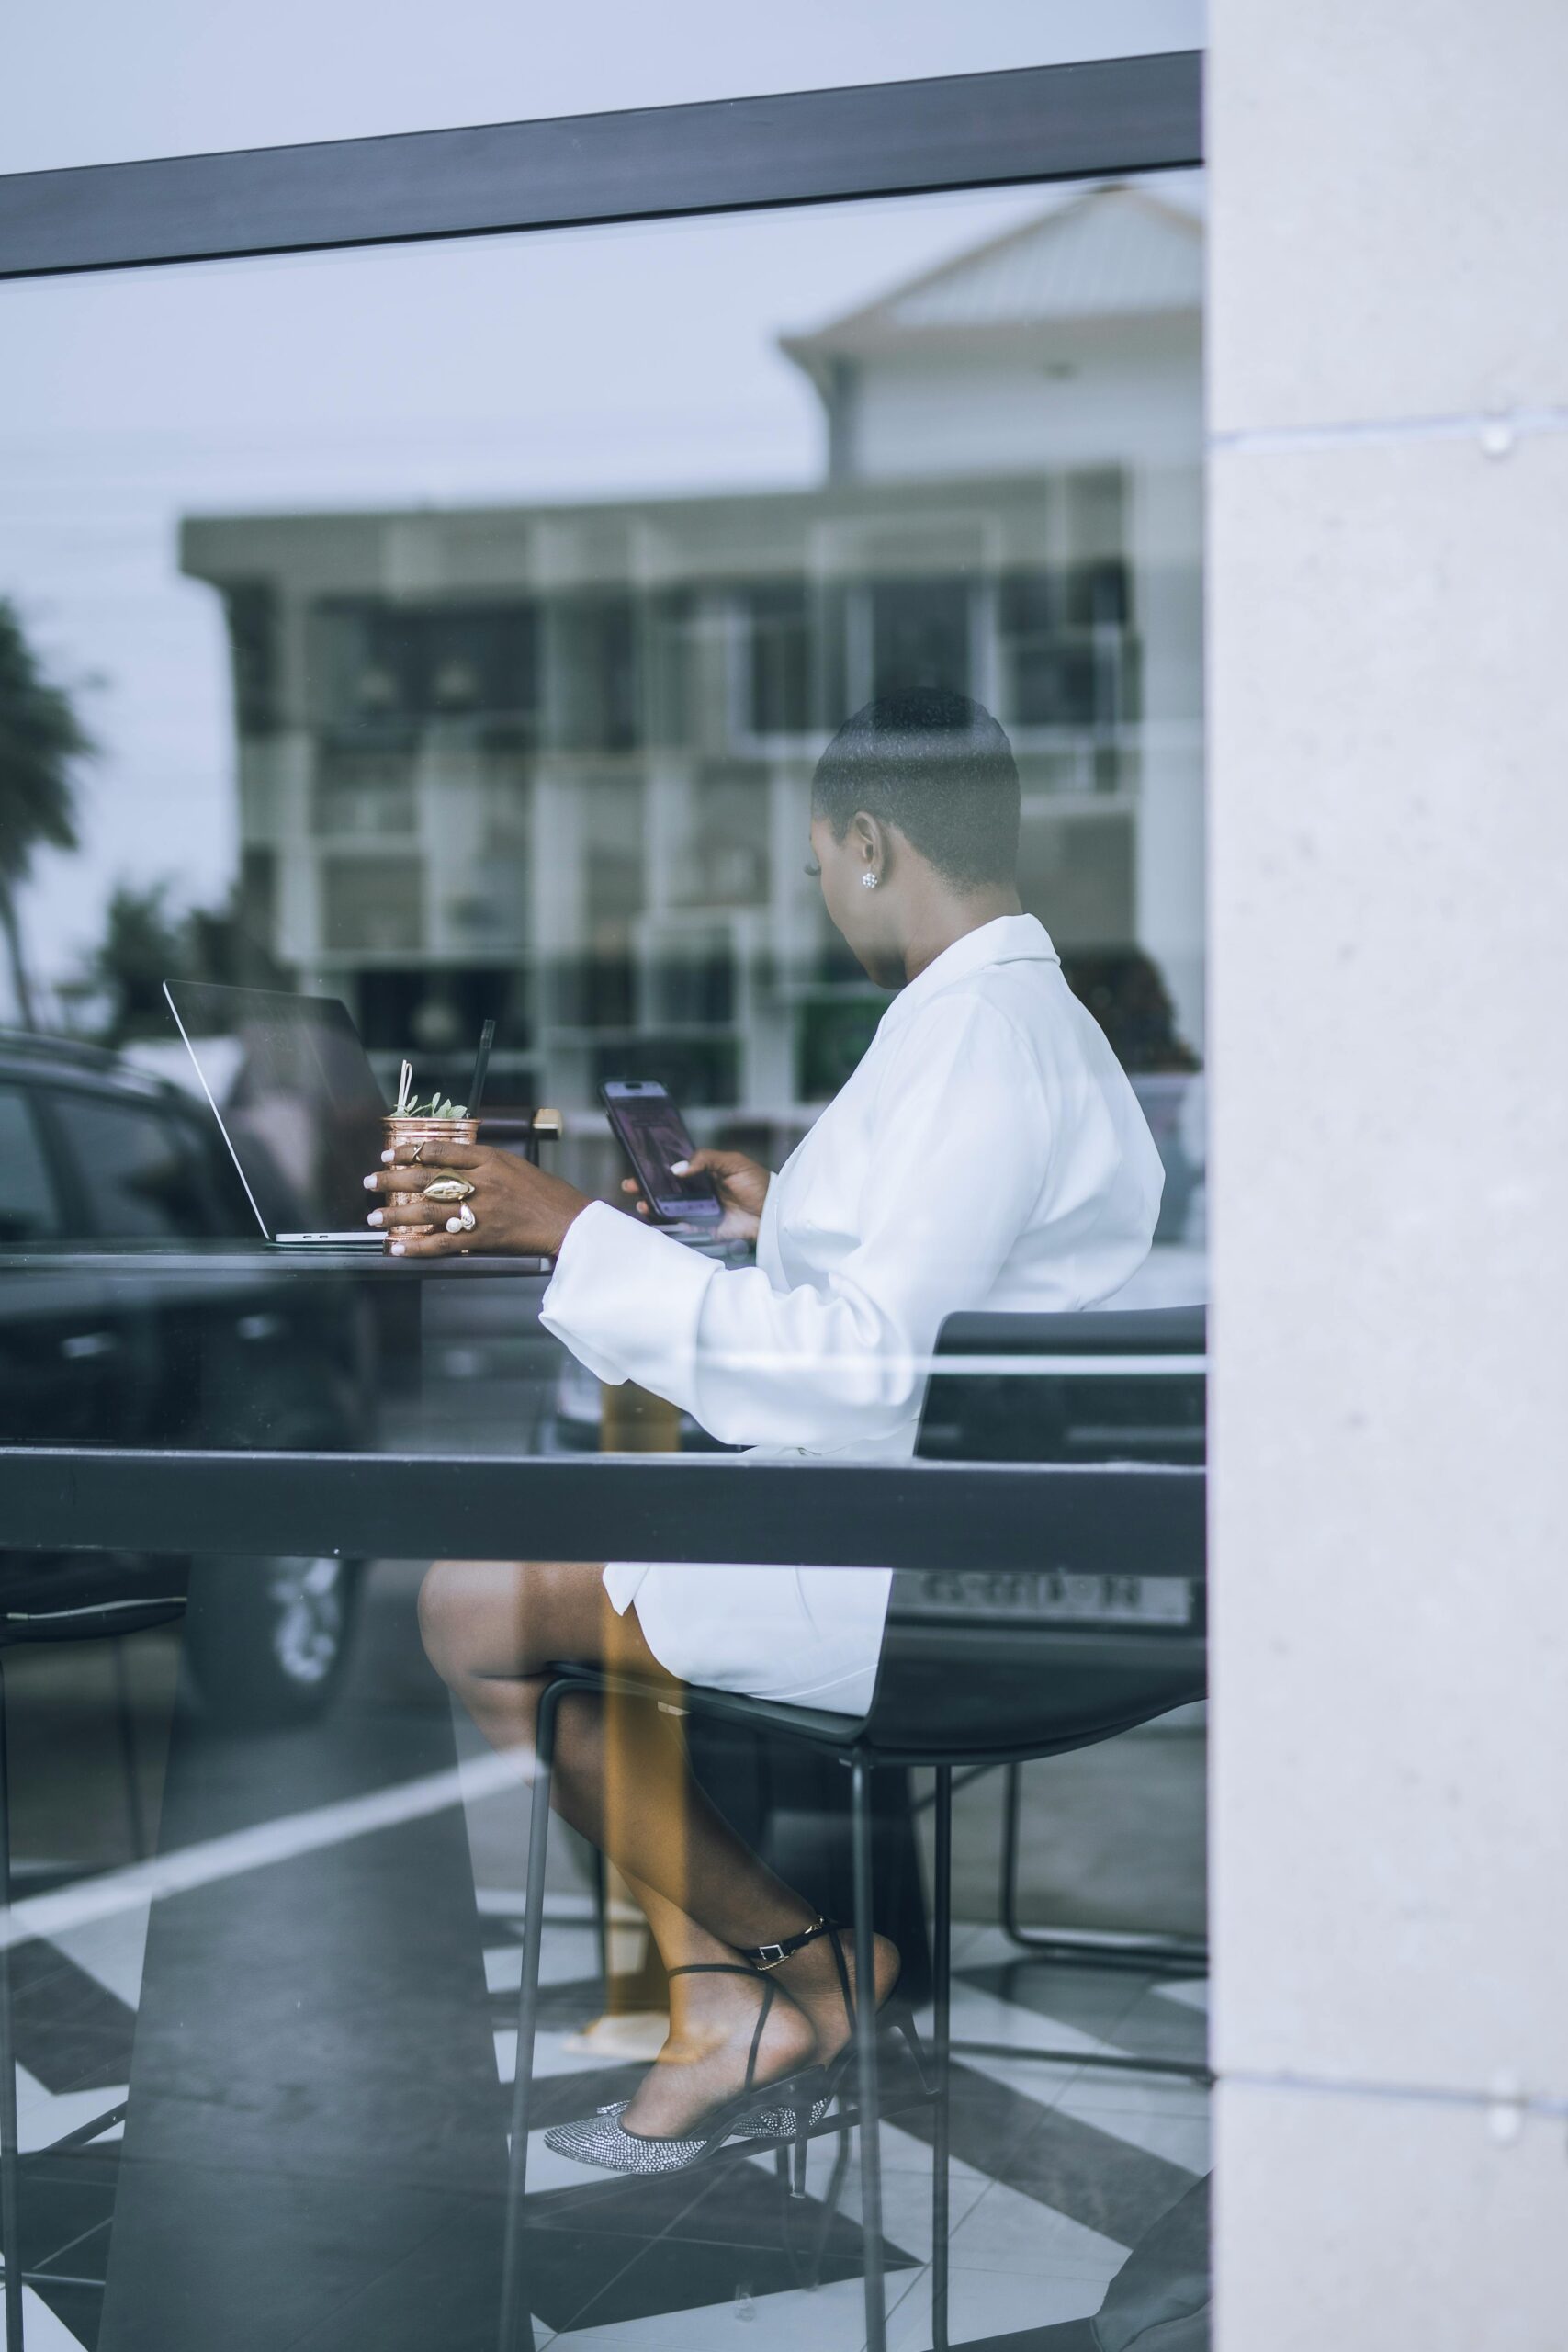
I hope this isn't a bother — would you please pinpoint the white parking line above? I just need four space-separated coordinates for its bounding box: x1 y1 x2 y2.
0 1747 534 1951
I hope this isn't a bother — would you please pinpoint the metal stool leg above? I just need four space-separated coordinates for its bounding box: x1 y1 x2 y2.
931 1763 953 2352
851 1757 886 2352
498 1679 563 2352
0 1660 25 2351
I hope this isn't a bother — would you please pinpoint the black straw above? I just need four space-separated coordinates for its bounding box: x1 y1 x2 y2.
467 1018 496 1118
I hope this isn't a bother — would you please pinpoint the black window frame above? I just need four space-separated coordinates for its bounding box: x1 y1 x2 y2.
0 56 1201 279
0 51 1205 1568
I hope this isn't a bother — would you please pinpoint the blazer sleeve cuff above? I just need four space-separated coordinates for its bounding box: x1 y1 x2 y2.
539 1198 716 1398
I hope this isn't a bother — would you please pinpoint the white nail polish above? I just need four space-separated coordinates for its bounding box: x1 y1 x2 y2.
389 1242 405 1256
381 1148 394 1164
367 1210 382 1227
671 1160 689 1174
363 1173 378 1189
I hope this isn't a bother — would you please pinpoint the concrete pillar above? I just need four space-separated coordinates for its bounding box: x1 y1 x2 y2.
1207 6 1568 2345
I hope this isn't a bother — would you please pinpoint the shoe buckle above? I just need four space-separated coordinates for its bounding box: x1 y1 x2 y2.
752 1941 789 1970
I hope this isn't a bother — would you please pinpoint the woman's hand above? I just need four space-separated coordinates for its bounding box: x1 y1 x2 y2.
621 1148 771 1244
363 1143 592 1258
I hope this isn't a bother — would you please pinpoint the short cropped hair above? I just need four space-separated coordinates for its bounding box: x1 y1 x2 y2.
811 687 1021 889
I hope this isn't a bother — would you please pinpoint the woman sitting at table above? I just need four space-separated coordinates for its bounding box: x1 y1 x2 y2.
362 686 1163 2174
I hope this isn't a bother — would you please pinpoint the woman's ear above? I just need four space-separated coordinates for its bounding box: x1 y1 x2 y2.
849 810 888 883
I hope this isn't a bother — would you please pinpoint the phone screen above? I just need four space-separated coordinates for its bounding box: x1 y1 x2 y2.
600 1082 722 1223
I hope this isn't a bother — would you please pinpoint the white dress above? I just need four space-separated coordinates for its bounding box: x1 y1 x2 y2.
539 913 1164 1715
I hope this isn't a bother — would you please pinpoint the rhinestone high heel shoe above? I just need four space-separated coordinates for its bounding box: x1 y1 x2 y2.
543 1962 828 2178
740 1916 923 2140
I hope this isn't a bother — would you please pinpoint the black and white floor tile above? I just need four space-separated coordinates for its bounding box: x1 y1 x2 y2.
0 1905 141 2348
479 1897 1209 2352
3 1818 1207 2351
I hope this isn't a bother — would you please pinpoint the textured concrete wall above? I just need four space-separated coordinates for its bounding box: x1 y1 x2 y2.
1206 6 1568 2345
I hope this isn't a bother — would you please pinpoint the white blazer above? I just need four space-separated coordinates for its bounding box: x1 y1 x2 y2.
540 912 1164 1714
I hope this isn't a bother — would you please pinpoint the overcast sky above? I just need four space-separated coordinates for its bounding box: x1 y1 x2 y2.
0 0 1202 1001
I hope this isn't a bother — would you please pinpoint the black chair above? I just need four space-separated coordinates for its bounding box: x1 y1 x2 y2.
921 1307 1210 1985
0 1565 186 2348
498 1309 1206 2352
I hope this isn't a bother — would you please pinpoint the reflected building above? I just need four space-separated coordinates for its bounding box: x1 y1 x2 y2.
181 184 1202 1128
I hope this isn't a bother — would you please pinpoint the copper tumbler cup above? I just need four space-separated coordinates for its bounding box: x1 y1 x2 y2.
381 1114 480 1242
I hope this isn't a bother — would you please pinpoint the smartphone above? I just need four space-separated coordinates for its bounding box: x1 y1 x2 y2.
599 1080 723 1226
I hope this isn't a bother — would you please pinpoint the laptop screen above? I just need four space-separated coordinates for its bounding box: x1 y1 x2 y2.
164 982 386 1238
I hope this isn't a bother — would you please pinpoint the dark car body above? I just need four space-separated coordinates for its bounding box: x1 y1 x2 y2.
0 1030 378 1718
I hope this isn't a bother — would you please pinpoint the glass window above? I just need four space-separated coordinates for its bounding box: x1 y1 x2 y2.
744 583 812 738
870 576 973 700
0 1085 62 1240
311 747 420 841
310 601 540 741
4 175 1205 1295
51 1091 220 1238
321 854 426 954
2 2 1203 172
1 160 1209 2352
550 594 640 751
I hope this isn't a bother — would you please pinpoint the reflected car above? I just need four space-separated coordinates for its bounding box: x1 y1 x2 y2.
0 1029 378 1725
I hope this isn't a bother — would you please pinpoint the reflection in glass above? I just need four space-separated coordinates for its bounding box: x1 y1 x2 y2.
3 175 1205 1318
0 171 1211 2352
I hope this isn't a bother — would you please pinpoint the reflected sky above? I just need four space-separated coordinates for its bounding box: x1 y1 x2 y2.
2 0 1202 171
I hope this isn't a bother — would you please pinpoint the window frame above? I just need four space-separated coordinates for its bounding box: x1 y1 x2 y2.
0 51 1205 1567
0 55 1201 279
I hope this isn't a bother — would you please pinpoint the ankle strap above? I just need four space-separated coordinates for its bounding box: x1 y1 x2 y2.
739 1917 836 1972
665 1962 758 1980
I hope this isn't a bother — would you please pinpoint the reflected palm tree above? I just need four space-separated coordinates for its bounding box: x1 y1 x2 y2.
0 598 93 1028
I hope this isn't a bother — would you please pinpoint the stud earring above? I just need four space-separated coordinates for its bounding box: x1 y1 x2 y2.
861 870 880 889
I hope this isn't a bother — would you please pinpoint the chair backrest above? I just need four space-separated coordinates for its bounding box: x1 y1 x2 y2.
915 1305 1205 1466
864 1308 1206 1760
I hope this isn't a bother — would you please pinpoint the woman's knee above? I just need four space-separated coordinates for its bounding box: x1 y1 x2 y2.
418 1558 479 1683
418 1556 604 1686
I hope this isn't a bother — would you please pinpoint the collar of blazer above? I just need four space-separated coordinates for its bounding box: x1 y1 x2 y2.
879 912 1061 1037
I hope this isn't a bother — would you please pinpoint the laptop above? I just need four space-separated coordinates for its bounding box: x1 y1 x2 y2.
164 980 389 1248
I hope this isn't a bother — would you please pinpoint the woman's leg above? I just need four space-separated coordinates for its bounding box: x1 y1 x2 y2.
420 1558 897 2132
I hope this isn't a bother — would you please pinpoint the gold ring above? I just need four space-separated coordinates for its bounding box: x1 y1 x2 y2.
410 1141 426 1164
421 1178 476 1203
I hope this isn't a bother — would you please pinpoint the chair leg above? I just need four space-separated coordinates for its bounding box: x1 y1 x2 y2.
590 1840 610 1996
821 2120 852 2233
111 1637 148 1864
1000 1758 1207 1976
931 1764 953 2352
0 1660 25 2352
783 2110 854 2293
851 1757 886 2352
497 1679 562 2352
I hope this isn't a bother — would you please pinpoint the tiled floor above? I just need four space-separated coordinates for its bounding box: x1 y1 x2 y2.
468 1895 1207 2351
0 1591 1208 2352
5 1870 1208 2352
